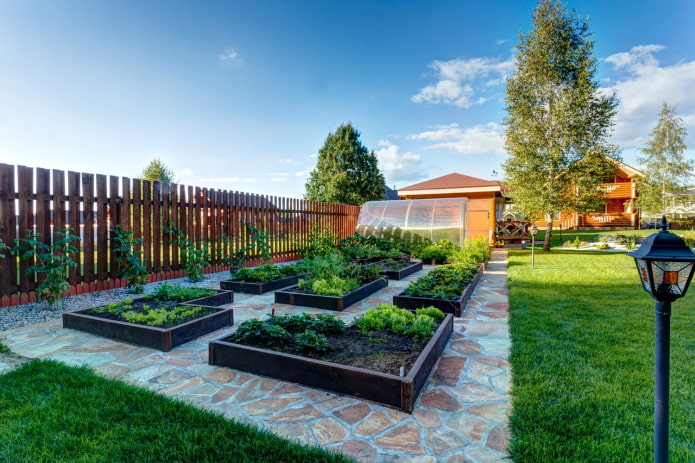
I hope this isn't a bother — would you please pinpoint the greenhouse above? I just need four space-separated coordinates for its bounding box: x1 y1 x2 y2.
356 198 491 246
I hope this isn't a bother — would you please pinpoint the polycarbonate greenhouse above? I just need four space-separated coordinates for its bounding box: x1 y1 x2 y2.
356 199 491 246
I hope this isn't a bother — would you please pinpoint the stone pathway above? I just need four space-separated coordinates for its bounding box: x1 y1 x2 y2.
0 250 511 462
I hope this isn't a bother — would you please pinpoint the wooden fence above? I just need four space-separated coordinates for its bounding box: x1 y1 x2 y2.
0 164 360 307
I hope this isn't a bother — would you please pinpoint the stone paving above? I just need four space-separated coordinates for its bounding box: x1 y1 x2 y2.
0 250 511 462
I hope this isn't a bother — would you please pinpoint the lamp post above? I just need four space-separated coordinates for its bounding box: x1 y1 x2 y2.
627 216 695 463
530 225 538 269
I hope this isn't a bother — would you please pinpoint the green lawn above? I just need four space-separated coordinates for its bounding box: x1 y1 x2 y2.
508 249 695 462
532 227 667 248
0 360 353 463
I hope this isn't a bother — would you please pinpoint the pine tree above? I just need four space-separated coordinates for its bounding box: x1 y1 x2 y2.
304 123 385 206
635 103 692 216
502 0 619 251
140 158 175 184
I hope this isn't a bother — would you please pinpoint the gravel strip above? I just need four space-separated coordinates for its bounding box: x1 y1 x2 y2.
0 271 232 332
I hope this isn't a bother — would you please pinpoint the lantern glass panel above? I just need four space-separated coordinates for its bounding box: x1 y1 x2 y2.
651 260 694 297
635 258 653 294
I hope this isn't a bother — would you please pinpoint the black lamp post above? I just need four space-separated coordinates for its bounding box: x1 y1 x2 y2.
627 216 695 463
530 225 538 269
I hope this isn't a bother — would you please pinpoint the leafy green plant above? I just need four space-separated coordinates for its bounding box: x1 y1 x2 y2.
121 305 207 328
165 226 211 282
449 237 492 264
145 282 215 303
312 313 346 334
229 262 304 283
405 315 438 340
297 253 381 296
401 262 479 300
0 238 8 260
230 313 345 353
415 306 446 321
295 330 331 352
11 228 80 307
414 239 461 263
338 233 406 261
354 303 443 341
232 319 291 346
223 223 275 273
0 341 9 353
111 225 148 294
297 227 338 258
90 299 134 315
311 276 354 296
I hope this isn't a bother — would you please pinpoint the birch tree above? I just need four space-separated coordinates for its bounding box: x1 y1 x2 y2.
502 0 619 251
635 103 692 215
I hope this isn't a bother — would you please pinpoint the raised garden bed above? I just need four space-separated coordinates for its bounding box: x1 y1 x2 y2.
62 290 234 351
220 274 305 294
378 261 422 280
274 277 388 311
209 313 453 412
393 265 483 317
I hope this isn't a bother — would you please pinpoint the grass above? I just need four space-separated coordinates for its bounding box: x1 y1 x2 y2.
507 249 695 462
532 228 666 249
0 360 354 463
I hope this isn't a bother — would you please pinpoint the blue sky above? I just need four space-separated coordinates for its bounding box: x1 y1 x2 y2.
0 0 693 199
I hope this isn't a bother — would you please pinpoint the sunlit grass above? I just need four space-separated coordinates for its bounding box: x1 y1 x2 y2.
508 249 695 462
0 360 354 463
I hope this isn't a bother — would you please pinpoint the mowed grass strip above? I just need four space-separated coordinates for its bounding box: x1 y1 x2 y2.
508 250 695 462
0 360 354 463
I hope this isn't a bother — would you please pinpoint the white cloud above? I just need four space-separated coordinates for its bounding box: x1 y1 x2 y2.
375 140 427 183
602 45 695 149
407 122 505 155
219 48 243 66
412 56 514 107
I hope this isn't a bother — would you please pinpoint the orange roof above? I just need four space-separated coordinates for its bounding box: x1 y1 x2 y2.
400 173 501 191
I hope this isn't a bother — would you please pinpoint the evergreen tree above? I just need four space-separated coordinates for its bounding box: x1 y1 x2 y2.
140 158 175 184
304 123 385 206
635 103 693 215
502 0 619 251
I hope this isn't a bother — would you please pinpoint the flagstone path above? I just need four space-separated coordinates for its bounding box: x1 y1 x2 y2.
0 250 511 462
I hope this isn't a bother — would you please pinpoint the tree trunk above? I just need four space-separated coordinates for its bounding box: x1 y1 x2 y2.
543 221 553 252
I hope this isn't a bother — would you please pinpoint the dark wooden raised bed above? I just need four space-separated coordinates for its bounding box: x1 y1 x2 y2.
393 265 483 317
378 261 423 280
220 274 305 294
274 277 388 311
62 291 234 351
209 313 453 412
